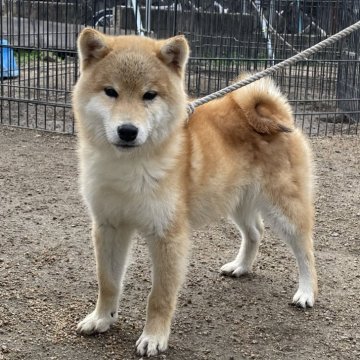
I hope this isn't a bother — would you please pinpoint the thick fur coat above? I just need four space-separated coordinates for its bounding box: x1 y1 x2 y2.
73 29 317 357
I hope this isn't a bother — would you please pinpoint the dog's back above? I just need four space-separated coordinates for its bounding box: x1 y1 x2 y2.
186 77 313 229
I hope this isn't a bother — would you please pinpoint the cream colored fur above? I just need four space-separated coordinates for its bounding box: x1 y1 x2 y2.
73 29 317 357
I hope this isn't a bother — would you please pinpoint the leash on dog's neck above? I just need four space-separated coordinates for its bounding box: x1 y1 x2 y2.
186 20 360 117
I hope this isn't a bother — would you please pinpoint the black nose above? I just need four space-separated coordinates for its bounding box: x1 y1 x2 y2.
117 124 138 142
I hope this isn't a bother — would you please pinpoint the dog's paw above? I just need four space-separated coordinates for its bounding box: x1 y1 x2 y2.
136 331 168 357
77 310 117 335
292 288 315 308
220 261 250 277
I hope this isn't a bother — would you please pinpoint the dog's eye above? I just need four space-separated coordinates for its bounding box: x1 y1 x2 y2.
104 87 118 98
143 91 158 101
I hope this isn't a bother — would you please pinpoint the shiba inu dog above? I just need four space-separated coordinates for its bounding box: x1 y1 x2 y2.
73 28 317 357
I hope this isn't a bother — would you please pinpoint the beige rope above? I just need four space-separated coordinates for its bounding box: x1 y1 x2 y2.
187 20 360 115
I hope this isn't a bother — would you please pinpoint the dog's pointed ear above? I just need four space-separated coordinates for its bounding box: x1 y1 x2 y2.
77 28 111 70
158 36 189 75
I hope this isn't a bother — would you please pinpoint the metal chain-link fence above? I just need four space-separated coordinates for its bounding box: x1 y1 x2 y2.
1 0 359 135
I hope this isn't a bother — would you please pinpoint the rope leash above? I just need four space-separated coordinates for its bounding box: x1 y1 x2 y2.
187 20 360 115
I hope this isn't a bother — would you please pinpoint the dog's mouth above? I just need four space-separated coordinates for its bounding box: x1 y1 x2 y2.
113 143 139 151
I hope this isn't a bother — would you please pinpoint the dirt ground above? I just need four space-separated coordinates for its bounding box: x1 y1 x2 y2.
0 126 359 360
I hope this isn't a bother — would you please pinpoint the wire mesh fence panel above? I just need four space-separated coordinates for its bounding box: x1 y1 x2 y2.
0 0 359 135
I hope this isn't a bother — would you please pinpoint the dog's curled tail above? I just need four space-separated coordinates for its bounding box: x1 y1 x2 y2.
230 75 294 134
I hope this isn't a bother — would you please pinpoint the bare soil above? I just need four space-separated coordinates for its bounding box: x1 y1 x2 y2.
0 126 359 360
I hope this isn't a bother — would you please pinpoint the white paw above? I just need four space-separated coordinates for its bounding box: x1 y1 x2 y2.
292 288 315 308
136 331 169 357
220 261 251 277
77 310 117 335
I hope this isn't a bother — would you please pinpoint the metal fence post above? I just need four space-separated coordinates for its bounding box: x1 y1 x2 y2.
145 0 152 36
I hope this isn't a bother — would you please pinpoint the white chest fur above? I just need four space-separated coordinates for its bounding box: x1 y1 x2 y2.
79 146 179 237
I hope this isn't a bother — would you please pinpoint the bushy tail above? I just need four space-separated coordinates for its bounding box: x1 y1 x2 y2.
230 75 294 134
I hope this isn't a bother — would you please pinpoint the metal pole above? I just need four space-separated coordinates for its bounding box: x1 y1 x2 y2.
145 0 152 35
254 0 274 66
130 0 144 35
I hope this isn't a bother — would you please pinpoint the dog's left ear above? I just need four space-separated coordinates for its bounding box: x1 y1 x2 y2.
158 36 189 75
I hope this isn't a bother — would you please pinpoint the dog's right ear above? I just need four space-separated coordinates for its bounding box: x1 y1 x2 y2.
77 28 111 71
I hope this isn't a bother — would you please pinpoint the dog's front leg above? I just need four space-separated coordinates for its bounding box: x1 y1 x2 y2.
77 223 134 334
136 225 190 357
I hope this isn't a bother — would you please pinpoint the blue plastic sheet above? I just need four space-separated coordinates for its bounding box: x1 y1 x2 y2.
0 39 19 78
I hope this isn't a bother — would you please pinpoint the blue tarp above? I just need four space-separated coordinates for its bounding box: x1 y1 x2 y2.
0 39 19 78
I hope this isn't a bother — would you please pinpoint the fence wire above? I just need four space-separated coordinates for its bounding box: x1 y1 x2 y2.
0 0 359 136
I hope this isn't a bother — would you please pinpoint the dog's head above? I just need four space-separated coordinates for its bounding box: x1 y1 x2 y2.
73 28 189 152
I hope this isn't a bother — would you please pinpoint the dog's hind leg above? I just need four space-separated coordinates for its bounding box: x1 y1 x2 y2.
136 225 190 357
289 232 317 308
221 203 264 277
77 223 134 334
263 195 318 308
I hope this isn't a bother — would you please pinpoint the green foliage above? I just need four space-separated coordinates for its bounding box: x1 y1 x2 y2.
14 50 60 65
